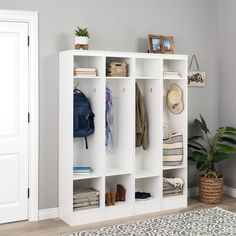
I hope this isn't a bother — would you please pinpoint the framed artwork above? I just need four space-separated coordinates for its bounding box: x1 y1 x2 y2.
148 35 163 53
163 36 174 54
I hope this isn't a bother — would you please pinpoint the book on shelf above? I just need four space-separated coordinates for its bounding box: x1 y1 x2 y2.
73 167 93 174
74 68 97 72
74 67 97 77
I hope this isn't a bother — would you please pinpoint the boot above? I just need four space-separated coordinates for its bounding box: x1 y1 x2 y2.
105 192 111 206
115 192 119 202
117 184 126 201
110 192 116 205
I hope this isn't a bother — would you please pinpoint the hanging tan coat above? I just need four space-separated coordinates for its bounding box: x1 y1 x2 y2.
135 83 149 150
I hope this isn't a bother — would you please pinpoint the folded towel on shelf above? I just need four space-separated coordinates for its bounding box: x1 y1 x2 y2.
163 177 184 188
73 188 99 199
73 205 99 211
73 196 99 203
73 200 99 208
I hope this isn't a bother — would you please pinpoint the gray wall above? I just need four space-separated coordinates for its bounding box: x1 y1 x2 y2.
218 0 236 188
0 0 219 209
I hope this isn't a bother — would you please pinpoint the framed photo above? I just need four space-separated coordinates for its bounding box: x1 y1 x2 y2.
163 36 174 54
148 35 163 53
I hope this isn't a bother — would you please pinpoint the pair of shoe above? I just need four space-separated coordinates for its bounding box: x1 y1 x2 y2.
105 184 126 206
135 191 151 199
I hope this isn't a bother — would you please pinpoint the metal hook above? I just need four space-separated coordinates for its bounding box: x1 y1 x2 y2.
149 88 153 92
122 88 126 93
92 88 96 93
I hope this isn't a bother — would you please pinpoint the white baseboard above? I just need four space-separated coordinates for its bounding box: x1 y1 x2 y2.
38 207 59 220
38 186 236 221
224 186 236 198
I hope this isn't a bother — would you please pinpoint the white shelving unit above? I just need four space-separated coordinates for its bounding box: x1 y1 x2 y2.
59 50 188 226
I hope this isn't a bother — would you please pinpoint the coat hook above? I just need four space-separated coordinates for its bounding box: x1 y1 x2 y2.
149 88 153 92
92 88 96 93
122 88 126 93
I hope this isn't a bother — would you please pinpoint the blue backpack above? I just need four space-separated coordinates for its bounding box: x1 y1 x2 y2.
73 88 95 149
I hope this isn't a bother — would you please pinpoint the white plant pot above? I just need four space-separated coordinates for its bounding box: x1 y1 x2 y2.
75 36 88 45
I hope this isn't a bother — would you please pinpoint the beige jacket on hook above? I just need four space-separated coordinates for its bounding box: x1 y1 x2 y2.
135 83 149 150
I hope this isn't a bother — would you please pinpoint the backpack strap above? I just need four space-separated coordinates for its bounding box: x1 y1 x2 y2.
85 137 88 149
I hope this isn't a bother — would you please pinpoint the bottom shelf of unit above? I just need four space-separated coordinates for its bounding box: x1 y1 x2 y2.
104 203 133 220
162 194 187 211
134 198 162 215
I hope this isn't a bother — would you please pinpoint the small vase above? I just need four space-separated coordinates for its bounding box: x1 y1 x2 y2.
75 36 89 50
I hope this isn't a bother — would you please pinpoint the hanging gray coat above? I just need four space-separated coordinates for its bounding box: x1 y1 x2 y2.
135 83 149 150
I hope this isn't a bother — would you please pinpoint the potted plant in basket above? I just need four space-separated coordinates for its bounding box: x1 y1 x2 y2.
188 115 236 204
75 26 89 50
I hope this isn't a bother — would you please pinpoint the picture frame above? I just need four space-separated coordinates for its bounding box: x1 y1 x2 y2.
148 35 163 53
163 36 174 54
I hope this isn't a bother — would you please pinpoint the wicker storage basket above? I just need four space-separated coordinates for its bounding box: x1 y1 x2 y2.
199 172 224 204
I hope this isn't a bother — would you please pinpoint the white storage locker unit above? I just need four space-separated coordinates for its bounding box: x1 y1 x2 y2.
59 50 187 226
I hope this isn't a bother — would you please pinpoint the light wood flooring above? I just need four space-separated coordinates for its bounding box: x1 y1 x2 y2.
1 195 236 236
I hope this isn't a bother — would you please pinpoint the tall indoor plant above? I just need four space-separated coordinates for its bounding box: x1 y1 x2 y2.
74 26 89 50
188 115 236 203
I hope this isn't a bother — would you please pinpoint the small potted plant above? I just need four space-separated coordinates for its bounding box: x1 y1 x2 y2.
75 26 89 50
188 115 236 204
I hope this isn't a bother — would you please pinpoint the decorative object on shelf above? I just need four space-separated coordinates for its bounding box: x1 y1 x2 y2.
188 115 236 204
106 62 128 77
188 55 206 87
163 177 184 197
73 188 99 211
74 67 97 77
73 88 95 149
163 36 174 54
148 35 163 53
105 87 114 152
74 26 89 50
73 167 93 175
163 71 182 79
163 123 183 166
166 83 184 114
136 82 149 150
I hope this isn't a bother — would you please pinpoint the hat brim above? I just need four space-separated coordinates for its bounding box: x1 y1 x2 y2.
166 84 184 114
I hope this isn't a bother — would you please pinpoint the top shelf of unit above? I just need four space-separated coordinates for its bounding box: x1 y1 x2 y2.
61 50 188 60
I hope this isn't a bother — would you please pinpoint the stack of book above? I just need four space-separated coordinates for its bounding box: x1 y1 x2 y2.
73 167 93 175
106 62 128 77
73 188 100 211
163 71 182 79
74 67 97 77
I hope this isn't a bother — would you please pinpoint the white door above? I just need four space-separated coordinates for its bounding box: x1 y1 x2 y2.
0 21 29 223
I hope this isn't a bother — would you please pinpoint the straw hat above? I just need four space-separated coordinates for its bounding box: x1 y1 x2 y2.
166 83 184 114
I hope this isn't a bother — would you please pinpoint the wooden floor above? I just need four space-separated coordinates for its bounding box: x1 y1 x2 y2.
1 195 236 236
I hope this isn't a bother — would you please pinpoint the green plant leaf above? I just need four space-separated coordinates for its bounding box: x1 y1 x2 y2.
192 151 207 162
188 144 202 151
216 144 236 154
224 127 236 132
188 135 203 141
194 118 209 134
188 140 207 152
219 136 236 145
213 153 229 163
200 114 210 134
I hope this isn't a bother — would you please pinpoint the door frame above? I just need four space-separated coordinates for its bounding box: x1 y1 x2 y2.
0 9 39 221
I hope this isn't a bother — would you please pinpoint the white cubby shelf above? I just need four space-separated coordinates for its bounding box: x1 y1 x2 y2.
59 50 188 226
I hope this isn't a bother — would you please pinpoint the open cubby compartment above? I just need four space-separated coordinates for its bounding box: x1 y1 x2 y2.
73 78 105 177
163 59 187 79
135 177 161 202
135 79 162 178
163 79 187 168
163 168 187 197
73 177 104 211
105 174 133 207
105 79 135 176
106 56 135 77
135 57 162 78
74 55 105 77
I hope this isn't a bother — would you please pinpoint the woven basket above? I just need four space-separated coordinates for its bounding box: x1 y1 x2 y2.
199 171 224 204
